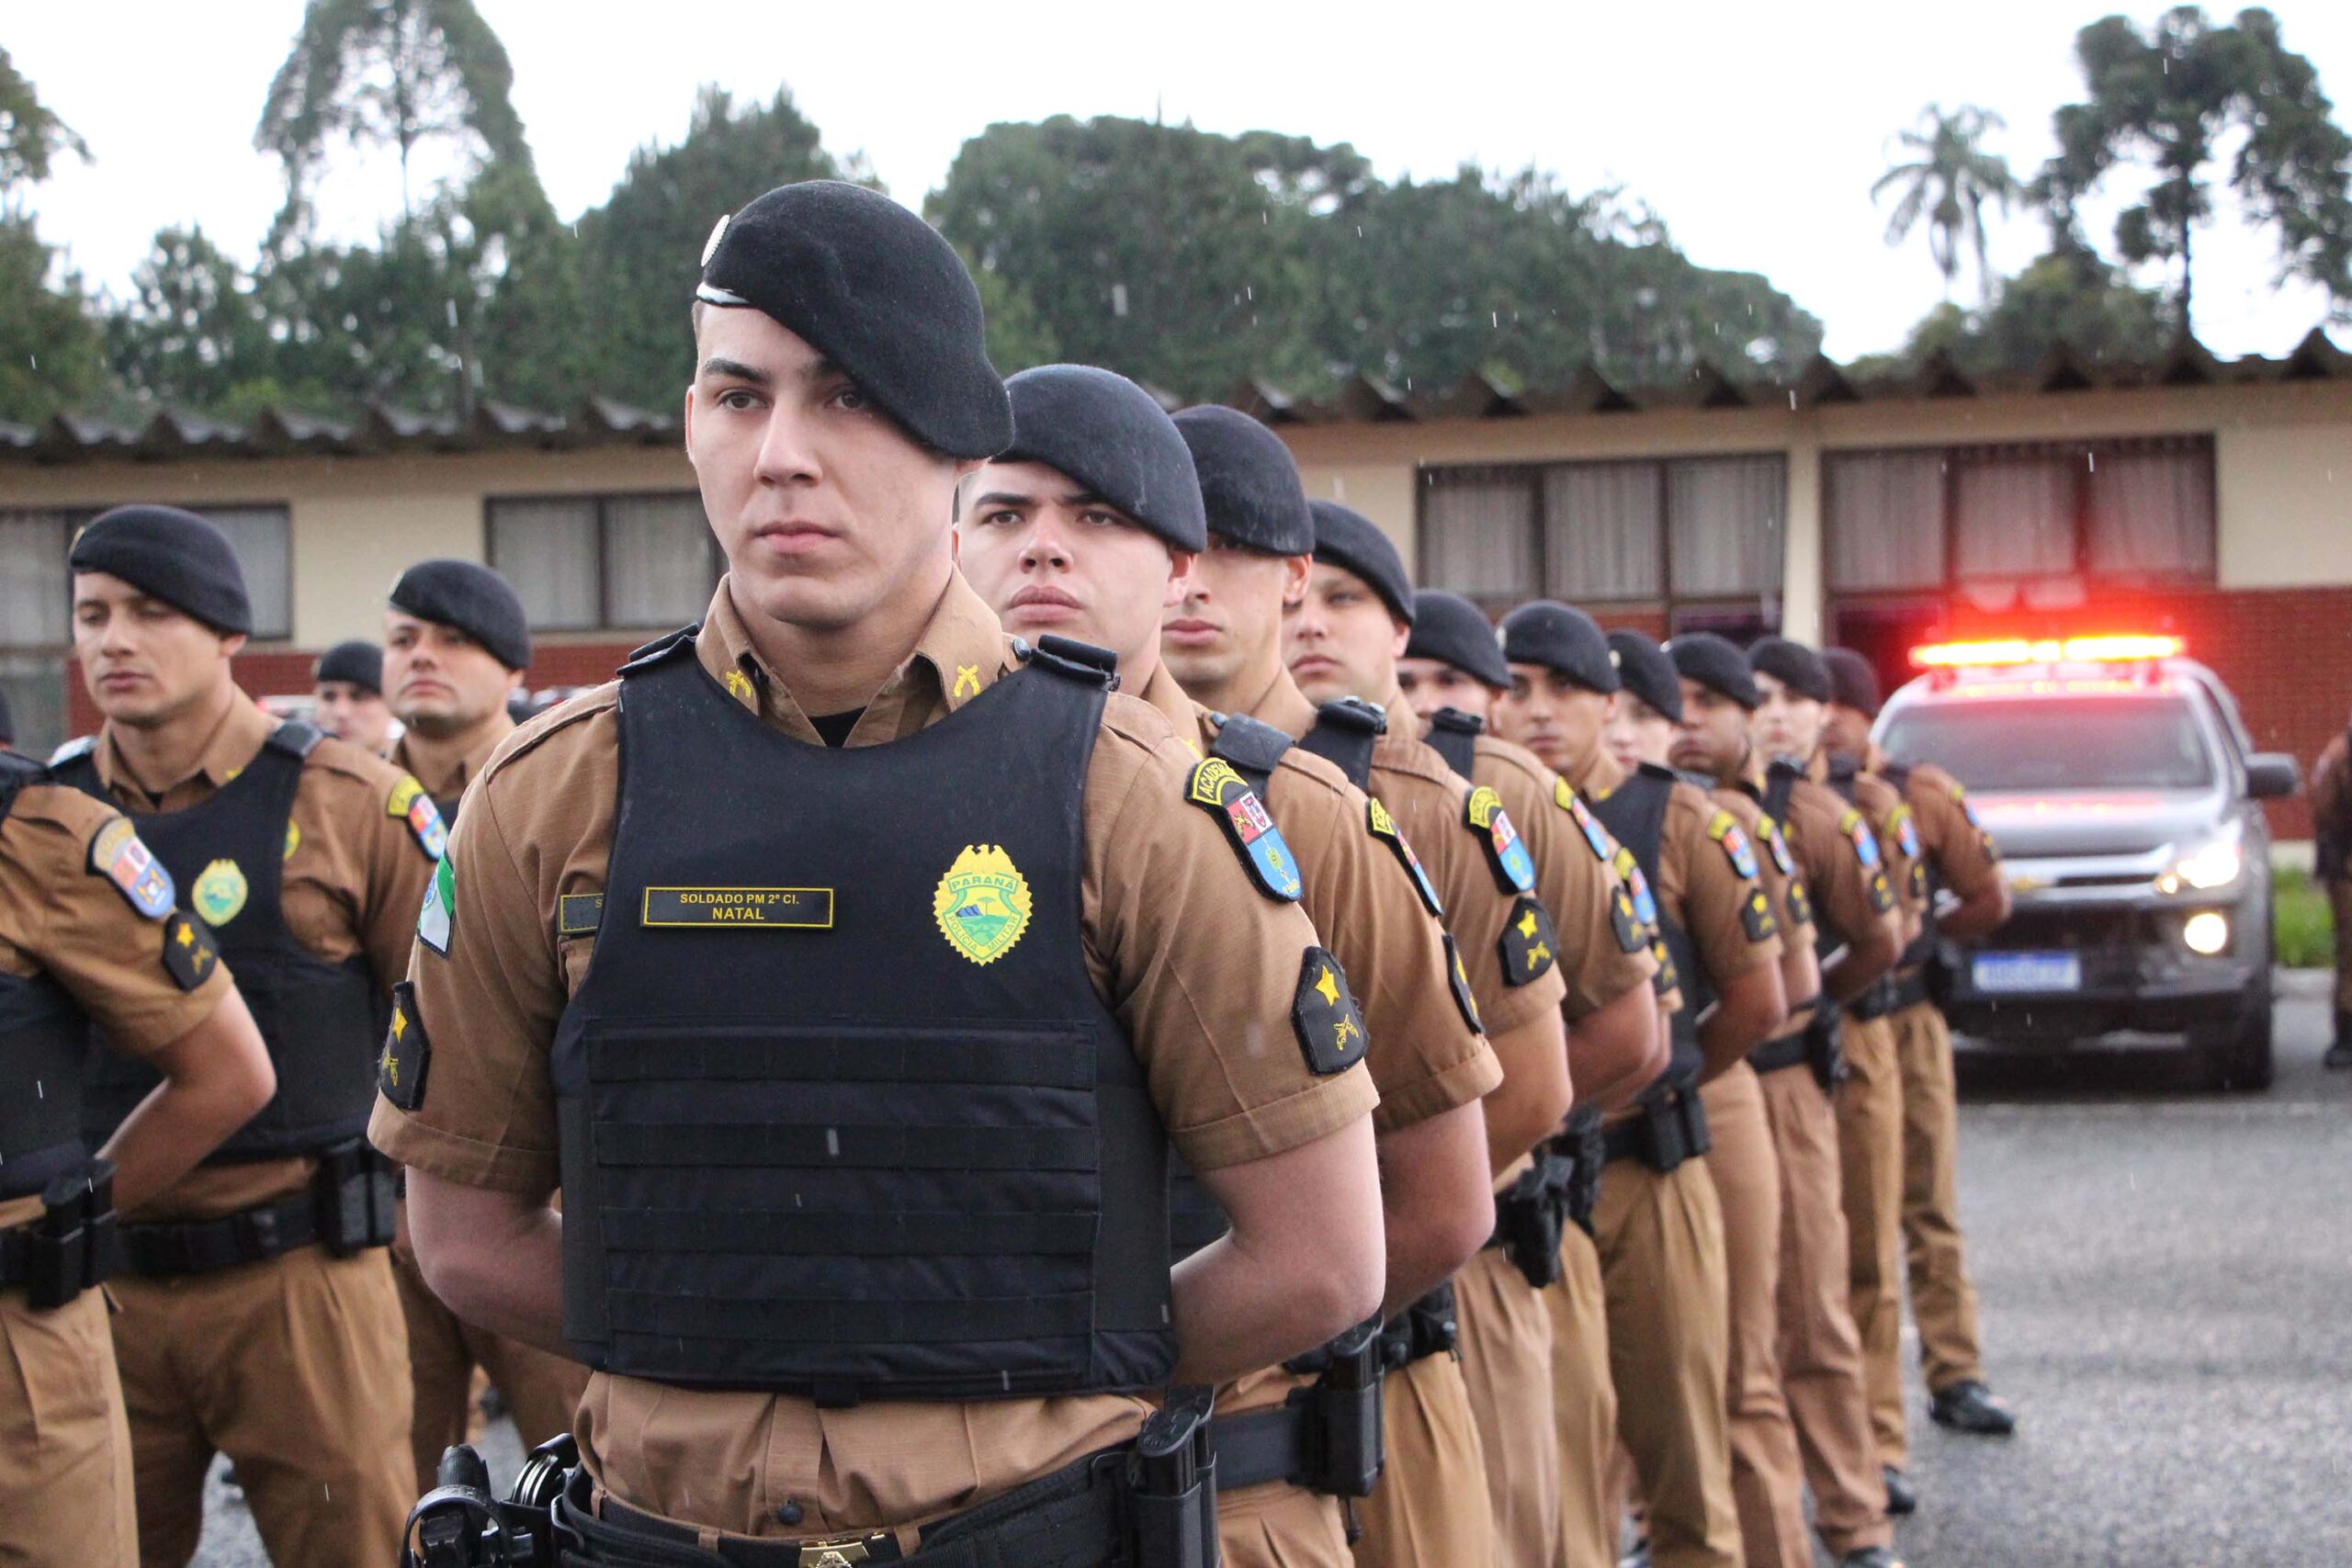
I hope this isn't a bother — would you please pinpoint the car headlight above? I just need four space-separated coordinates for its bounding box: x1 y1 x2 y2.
2158 829 2243 894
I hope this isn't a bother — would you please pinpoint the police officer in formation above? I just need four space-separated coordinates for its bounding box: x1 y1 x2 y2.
312 639 394 755
2317 707 2352 1067
3 175 2022 1568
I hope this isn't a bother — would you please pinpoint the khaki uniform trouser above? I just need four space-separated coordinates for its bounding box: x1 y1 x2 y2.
1594 1151 1741 1568
1700 1065 1809 1568
1 1283 139 1567
1756 1059 1891 1556
1547 1222 1615 1568
111 1245 413 1568
391 1237 589 1493
1456 1244 1561 1568
1881 998 1986 1464
1350 1345 1494 1568
1836 1012 1907 1477
1214 1476 1350 1568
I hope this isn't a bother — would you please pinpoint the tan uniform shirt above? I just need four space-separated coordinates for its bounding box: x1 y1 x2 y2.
1894 760 2004 929
72 695 436 1220
369 574 1379 1540
1713 784 1819 1010
390 725 510 818
0 784 236 1234
1778 767 1899 961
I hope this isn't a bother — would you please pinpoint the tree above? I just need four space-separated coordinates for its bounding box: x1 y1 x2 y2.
2040 6 2352 328
0 50 100 423
0 45 88 213
1893 238 2173 375
1872 104 2018 303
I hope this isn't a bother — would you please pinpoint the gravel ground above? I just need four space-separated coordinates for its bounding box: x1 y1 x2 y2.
190 976 2352 1566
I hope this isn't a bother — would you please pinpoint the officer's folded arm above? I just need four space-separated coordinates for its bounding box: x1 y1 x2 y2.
1170 1111 1385 1386
97 987 276 1213
1695 959 1788 1079
1823 909 1902 1005
406 1171 568 1356
1372 1098 1497 1317
1478 1011 1574 1179
1566 981 1671 1113
1939 874 2012 941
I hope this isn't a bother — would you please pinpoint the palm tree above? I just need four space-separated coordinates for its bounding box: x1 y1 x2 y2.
1872 105 2018 304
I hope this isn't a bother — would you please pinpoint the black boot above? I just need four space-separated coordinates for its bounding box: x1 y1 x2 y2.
2324 1010 2352 1069
1930 1379 2017 1435
1882 1464 1919 1516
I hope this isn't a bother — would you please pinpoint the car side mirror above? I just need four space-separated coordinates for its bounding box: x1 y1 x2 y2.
2245 753 2300 800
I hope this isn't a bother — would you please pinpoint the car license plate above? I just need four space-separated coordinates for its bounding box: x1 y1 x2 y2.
1973 952 2081 994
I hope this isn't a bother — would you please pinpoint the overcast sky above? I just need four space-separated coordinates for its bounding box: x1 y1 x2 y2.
11 1 2351 366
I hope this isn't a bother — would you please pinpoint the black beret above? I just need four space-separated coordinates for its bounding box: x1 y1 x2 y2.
1499 601 1618 694
1748 636 1833 704
1406 591 1509 688
1824 648 1882 716
1308 502 1415 627
313 640 382 695
1172 406 1314 556
390 559 532 671
1000 366 1206 553
1607 630 1683 724
69 505 253 636
1666 632 1762 710
0 684 13 745
698 181 1011 460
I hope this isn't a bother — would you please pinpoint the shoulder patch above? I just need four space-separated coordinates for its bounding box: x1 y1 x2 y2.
1292 947 1370 1077
1907 859 1928 904
1754 813 1797 877
1784 877 1815 930
1706 810 1760 881
1740 884 1778 943
1365 795 1444 917
1464 784 1536 893
87 816 175 919
388 774 449 861
1609 881 1646 954
1185 757 1302 902
160 911 220 991
378 981 430 1111
1611 845 1660 931
1498 893 1558 987
417 855 455 956
1889 805 1922 862
1865 867 1897 914
1556 778 1614 862
1838 807 1883 869
1442 933 1483 1033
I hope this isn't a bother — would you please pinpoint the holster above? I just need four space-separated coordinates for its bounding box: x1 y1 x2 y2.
1377 1282 1458 1371
1212 1320 1384 1497
1488 1154 1574 1290
403 1434 572 1567
117 1138 395 1278
1887 965 1934 1014
0 1160 118 1311
1605 1079 1710 1173
1550 1116 1606 1238
1804 1008 1848 1092
314 1137 400 1257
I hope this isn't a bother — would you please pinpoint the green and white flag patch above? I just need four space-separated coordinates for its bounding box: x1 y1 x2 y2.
418 855 455 955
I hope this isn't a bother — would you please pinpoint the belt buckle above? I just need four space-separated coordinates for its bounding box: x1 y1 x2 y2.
798 1535 882 1566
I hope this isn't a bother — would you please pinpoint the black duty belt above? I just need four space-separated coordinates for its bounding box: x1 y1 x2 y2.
1845 976 1900 1021
552 1388 1218 1568
1486 1152 1576 1289
1749 1008 1844 1092
1208 1321 1383 1497
1887 966 1934 1014
1376 1283 1457 1371
1600 1080 1710 1174
118 1139 396 1279
0 1160 117 1311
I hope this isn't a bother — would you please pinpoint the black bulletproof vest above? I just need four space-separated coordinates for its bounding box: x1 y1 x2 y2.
1874 760 1939 970
0 759 93 1201
1589 765 1706 1080
551 633 1175 1404
52 726 382 1161
1762 760 1844 968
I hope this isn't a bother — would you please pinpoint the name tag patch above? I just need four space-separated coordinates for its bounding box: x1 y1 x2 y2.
642 887 834 928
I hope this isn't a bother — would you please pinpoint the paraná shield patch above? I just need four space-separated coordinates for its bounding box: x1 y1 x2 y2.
378 981 429 1111
1754 814 1797 877
1464 785 1536 893
418 855 455 956
1292 947 1370 1077
1739 885 1778 943
1365 795 1444 917
159 911 219 992
1556 778 1614 863
1186 758 1303 902
1707 810 1759 881
87 817 175 919
1499 894 1558 987
1442 933 1483 1032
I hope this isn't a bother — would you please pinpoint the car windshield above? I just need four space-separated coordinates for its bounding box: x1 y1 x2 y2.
1881 694 2214 792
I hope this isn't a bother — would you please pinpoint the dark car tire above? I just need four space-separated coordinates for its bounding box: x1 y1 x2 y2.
2199 994 2275 1093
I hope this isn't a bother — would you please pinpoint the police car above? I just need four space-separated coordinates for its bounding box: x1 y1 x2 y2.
1874 635 2300 1089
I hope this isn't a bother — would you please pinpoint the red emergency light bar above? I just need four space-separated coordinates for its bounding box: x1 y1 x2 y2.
1909 634 2184 670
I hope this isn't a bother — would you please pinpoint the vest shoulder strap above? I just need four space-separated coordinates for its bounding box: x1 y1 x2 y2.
265 719 322 760
1208 713 1295 793
1425 707 1484 779
1296 698 1385 790
1022 635 1118 690
1761 759 1803 824
619 624 702 677
1878 758 1912 795
0 750 41 824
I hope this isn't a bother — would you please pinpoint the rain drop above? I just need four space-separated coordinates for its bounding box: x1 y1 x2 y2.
825 1128 840 1157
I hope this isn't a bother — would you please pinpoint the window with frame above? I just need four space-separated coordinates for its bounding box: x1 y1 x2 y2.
487 492 719 632
1420 454 1786 628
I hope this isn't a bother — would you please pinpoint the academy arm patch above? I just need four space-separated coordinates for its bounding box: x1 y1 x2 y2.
1740 885 1779 943
379 981 430 1111
159 911 220 992
1706 810 1760 881
387 774 448 861
1754 814 1797 877
1555 778 1615 863
1185 758 1302 902
1292 947 1370 1076
1498 894 1558 987
417 855 455 956
1889 805 1922 863
1838 807 1883 870
1442 933 1483 1033
1365 795 1444 917
1464 785 1536 893
87 817 175 919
